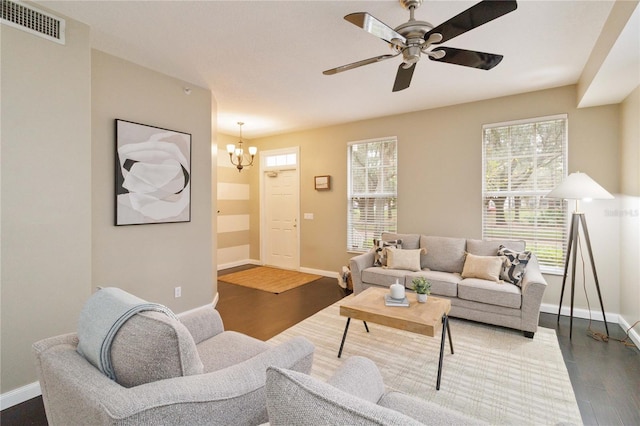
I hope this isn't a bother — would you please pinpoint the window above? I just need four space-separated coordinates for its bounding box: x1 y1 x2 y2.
347 137 397 251
482 115 568 273
265 152 296 167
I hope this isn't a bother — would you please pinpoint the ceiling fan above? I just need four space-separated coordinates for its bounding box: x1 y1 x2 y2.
323 0 517 92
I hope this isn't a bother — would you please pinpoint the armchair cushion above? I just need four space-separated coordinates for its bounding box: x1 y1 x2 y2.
111 311 203 388
266 364 423 426
379 392 485 425
196 330 270 372
266 356 485 426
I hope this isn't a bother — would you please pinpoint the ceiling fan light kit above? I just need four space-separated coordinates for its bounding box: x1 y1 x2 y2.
323 0 518 92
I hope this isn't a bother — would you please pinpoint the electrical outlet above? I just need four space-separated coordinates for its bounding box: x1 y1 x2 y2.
174 286 181 298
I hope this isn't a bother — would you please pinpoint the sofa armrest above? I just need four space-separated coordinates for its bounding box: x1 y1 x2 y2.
349 251 376 294
178 305 224 344
519 254 548 333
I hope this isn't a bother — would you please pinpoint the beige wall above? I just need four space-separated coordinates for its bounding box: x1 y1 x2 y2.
619 86 640 329
1 20 92 392
1 19 216 396
216 132 253 268
253 85 621 312
92 50 215 312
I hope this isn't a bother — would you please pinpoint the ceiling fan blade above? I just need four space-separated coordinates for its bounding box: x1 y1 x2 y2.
392 63 416 92
425 0 517 45
428 47 503 70
323 53 399 75
345 12 407 45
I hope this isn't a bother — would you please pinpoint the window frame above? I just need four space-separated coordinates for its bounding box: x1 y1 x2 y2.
482 114 568 274
347 136 398 253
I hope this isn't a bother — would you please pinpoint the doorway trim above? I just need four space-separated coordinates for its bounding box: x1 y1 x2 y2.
259 146 301 270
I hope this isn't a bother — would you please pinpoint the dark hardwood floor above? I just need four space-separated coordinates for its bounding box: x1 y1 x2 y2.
2 265 638 425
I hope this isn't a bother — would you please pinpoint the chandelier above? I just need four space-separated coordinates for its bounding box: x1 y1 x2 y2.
226 122 257 172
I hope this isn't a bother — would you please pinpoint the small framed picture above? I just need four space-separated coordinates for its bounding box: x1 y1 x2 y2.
314 175 330 190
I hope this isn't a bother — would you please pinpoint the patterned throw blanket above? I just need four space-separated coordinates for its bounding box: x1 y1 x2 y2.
76 287 177 380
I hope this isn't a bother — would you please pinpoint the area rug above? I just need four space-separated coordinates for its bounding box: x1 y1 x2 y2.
219 266 322 294
268 298 583 425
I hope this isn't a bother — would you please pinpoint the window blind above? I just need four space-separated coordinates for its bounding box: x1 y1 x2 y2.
482 115 568 273
347 137 397 251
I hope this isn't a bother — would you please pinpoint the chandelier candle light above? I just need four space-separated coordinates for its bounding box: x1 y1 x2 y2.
546 171 614 339
226 122 257 172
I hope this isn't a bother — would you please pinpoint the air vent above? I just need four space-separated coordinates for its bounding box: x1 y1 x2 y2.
1 0 65 44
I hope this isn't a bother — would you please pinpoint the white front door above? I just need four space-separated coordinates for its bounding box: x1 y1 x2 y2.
264 168 299 269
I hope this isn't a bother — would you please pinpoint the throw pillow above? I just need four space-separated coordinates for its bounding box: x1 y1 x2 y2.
498 245 532 287
461 253 503 282
373 238 403 267
385 247 425 272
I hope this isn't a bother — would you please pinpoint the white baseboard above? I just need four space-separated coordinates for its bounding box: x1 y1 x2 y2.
0 381 41 411
619 315 640 349
217 258 261 271
540 303 619 323
540 303 639 349
299 266 338 279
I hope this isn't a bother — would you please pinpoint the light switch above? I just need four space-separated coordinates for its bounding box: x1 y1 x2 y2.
304 213 314 220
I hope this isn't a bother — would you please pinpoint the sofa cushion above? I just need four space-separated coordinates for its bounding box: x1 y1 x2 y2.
111 311 204 388
458 278 522 309
466 239 526 256
382 232 420 249
373 238 402 266
362 267 409 287
498 245 532 287
406 271 460 297
419 236 466 273
385 247 424 272
461 253 503 282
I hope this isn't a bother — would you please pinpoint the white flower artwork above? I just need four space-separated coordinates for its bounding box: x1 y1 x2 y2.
115 120 191 225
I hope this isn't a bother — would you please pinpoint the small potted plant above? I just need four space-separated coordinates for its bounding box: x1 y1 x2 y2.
411 276 431 303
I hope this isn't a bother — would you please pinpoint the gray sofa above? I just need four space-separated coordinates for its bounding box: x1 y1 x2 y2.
266 355 484 425
33 304 315 425
350 233 548 337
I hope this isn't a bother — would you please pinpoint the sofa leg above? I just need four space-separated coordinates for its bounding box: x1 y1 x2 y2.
523 331 534 338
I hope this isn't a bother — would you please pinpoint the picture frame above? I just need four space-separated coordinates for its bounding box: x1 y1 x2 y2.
115 119 191 226
314 175 330 190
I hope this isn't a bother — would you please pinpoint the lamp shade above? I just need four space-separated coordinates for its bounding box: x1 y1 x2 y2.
546 172 614 200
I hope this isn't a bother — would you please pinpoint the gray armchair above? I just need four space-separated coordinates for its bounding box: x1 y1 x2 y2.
266 356 485 426
33 304 314 425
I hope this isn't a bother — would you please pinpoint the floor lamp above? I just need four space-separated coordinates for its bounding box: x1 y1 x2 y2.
546 172 614 339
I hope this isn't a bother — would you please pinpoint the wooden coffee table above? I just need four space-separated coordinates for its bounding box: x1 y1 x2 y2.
338 287 453 390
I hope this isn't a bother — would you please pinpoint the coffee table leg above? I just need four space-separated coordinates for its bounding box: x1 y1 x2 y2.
447 318 454 354
338 317 351 358
436 314 449 390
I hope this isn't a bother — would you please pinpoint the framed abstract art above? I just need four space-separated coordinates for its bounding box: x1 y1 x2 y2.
115 119 191 225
